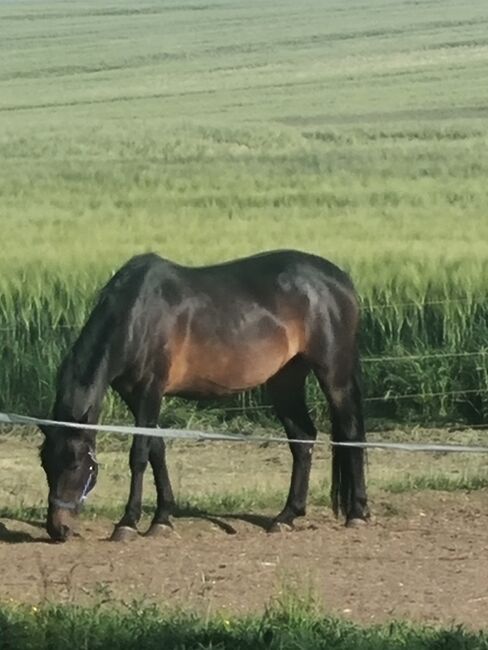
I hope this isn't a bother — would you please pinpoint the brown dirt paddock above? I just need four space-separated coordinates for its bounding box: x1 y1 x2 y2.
1 431 488 628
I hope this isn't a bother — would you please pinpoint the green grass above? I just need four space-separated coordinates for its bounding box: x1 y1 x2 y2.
384 473 488 494
1 0 488 424
2 427 488 531
2 474 488 525
1 598 487 650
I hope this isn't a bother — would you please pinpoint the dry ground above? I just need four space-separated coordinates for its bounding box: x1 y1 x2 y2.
1 429 488 628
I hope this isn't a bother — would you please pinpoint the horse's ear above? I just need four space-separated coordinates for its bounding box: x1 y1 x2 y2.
76 406 91 425
70 388 92 423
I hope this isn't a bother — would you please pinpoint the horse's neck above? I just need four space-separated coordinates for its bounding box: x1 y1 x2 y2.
55 359 109 424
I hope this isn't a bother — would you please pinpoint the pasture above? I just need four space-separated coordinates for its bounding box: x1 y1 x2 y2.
2 0 488 646
1 0 488 423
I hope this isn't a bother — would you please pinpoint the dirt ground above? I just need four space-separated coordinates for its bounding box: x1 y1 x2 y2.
1 432 488 628
1 492 488 628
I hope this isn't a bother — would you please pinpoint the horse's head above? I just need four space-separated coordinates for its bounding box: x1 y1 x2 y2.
39 426 98 542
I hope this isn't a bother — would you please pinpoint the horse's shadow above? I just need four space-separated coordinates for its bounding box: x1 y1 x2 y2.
0 507 272 545
172 505 272 534
0 520 47 544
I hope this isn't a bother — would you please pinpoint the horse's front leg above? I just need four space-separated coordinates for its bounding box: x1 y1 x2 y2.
144 438 175 538
110 435 152 541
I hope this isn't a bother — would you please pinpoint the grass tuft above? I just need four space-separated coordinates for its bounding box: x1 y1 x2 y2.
0 598 487 650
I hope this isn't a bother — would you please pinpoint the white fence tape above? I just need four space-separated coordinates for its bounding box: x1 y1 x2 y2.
1 411 488 453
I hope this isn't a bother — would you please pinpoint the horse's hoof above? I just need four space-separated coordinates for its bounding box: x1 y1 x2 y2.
268 521 294 534
110 525 138 542
346 517 367 529
144 523 173 538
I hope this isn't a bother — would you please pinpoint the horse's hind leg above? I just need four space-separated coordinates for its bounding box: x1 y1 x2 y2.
267 358 316 532
314 364 369 526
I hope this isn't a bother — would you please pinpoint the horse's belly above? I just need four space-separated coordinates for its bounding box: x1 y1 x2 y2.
165 335 297 396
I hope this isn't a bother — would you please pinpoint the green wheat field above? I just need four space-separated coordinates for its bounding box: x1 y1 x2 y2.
2 1 488 418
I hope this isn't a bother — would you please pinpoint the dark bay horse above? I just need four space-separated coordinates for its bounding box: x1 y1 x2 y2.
39 249 369 542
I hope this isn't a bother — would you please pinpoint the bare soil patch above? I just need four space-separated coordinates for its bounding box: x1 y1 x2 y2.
1 432 488 627
1 490 488 628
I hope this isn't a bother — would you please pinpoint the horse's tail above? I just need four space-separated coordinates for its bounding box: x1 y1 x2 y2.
330 358 366 518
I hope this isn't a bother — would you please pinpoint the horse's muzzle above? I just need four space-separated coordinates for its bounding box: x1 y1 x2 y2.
46 504 74 542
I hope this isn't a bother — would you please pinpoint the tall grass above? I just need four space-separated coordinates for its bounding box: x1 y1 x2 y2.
1 599 487 650
1 0 488 425
2 266 488 425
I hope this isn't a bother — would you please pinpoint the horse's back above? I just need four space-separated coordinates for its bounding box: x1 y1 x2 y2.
107 249 353 297
157 251 358 396
101 250 359 398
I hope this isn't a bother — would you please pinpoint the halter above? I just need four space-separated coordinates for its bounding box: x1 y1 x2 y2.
50 451 98 511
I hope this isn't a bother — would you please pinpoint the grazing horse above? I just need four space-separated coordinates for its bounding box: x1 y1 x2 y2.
39 249 369 542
